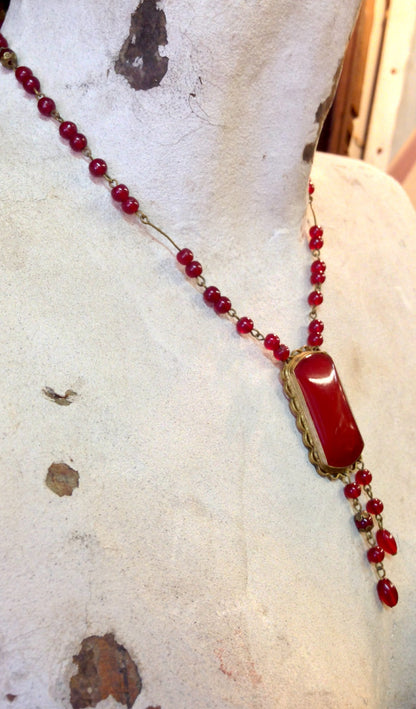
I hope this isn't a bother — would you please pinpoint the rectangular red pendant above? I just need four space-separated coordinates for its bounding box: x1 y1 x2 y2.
282 351 364 475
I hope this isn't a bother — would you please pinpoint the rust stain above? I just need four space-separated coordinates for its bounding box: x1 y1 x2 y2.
5 695 17 703
43 386 77 406
214 647 233 678
45 462 79 497
70 634 142 709
115 0 168 90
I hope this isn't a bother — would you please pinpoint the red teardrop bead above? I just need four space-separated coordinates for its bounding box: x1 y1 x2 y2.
122 197 139 214
311 260 326 273
367 546 385 564
89 158 108 177
355 468 372 485
23 75 41 94
309 236 324 251
366 498 384 515
377 578 398 607
311 271 326 285
70 133 87 151
59 121 78 140
344 482 361 499
111 183 129 203
308 319 324 333
307 332 323 347
376 529 397 555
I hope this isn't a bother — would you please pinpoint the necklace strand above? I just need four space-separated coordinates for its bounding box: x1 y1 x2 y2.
0 34 399 607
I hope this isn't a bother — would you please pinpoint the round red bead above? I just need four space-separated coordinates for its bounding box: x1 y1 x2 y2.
309 236 324 251
377 578 398 607
308 319 324 333
111 183 129 203
37 97 56 116
69 133 87 151
311 271 326 285
308 182 315 195
367 546 385 564
354 512 374 531
274 344 290 362
366 498 384 515
309 225 323 238
376 529 397 555
0 33 8 48
308 290 323 307
185 260 203 278
311 260 326 273
176 248 194 265
264 333 279 350
15 66 32 84
23 75 41 94
122 196 139 214
236 317 253 335
214 296 232 314
355 468 372 485
203 286 221 305
344 482 361 499
89 158 108 177
307 332 323 347
59 121 78 140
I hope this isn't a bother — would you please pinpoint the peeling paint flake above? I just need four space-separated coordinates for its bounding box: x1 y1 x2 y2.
115 0 168 90
45 462 79 497
70 634 142 709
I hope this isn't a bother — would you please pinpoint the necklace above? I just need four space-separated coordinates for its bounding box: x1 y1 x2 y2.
0 35 399 607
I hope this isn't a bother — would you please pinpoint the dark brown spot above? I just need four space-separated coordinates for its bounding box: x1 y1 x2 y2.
46 462 79 497
115 0 168 90
43 387 77 406
302 142 316 163
6 695 17 703
70 634 142 709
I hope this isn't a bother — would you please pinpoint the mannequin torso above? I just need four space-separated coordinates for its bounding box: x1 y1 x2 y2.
1 2 415 707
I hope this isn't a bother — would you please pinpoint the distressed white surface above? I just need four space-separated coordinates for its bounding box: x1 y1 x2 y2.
1 1 416 708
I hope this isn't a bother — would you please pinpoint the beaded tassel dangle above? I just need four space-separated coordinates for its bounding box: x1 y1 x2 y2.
0 33 398 606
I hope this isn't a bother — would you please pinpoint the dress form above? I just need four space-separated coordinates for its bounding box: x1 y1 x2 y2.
1 1 416 707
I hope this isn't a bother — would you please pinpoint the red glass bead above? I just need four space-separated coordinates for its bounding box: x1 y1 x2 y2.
309 236 324 251
366 498 384 515
308 182 315 195
311 271 326 285
311 260 326 273
37 97 56 116
274 344 290 362
15 66 32 84
111 183 129 203
185 260 202 278
23 75 41 94
376 529 397 555
70 133 87 151
0 33 8 48
307 332 323 347
344 482 361 499
377 578 398 607
308 319 324 333
236 317 253 335
354 512 374 531
203 286 221 305
355 468 372 485
309 225 323 238
89 158 108 177
308 290 323 307
122 196 140 215
176 248 194 265
59 121 78 140
214 296 232 314
367 545 385 564
264 333 279 350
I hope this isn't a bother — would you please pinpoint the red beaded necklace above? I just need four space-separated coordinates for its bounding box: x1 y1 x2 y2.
0 34 399 607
